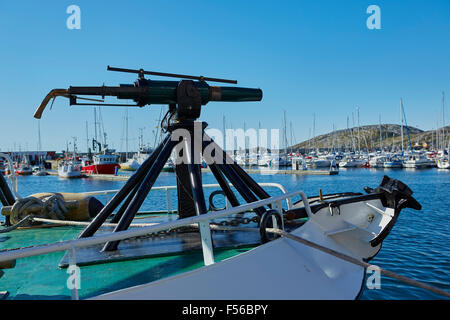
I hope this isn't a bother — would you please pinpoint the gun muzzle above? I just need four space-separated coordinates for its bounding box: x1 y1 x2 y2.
35 80 262 119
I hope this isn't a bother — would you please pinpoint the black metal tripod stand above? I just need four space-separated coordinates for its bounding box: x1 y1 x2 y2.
77 118 272 252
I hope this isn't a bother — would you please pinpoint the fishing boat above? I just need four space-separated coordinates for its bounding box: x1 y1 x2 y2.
0 66 425 300
32 165 48 176
0 159 6 175
81 153 121 175
58 160 82 178
15 157 32 176
32 156 48 176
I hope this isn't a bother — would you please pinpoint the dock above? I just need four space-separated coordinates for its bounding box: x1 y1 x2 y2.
47 168 336 181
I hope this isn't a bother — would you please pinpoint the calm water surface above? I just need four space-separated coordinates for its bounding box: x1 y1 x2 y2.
4 168 449 300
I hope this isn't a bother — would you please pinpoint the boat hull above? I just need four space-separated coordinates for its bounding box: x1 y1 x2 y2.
93 183 415 300
82 163 121 175
437 159 450 169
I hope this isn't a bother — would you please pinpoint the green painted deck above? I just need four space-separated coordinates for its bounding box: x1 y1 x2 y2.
0 215 256 300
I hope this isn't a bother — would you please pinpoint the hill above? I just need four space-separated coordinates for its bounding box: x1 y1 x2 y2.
291 124 449 151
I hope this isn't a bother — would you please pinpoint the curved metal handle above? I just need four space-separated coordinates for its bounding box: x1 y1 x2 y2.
33 89 68 119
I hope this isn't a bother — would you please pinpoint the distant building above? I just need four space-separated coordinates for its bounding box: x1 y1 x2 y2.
2 151 57 164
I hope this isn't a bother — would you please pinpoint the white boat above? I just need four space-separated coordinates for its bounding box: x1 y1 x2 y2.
58 161 82 178
403 153 430 169
383 156 403 168
369 156 387 168
120 158 140 171
291 156 307 170
436 140 450 169
162 158 175 172
339 157 366 168
32 165 48 176
312 155 333 168
257 153 272 167
437 158 450 169
269 156 290 167
91 177 422 299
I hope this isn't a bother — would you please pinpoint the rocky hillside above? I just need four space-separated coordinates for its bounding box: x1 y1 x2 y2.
292 124 450 151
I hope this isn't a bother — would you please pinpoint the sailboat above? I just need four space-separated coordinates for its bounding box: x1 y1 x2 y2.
437 92 449 169
32 122 48 176
437 139 450 169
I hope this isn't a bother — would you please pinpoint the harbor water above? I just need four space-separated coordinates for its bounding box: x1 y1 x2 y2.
1 168 449 300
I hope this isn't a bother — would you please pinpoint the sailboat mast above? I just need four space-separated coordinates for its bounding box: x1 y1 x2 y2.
313 113 316 152
351 112 356 152
94 108 98 144
379 114 382 151
357 106 361 154
85 121 89 153
37 121 42 152
290 121 293 153
223 115 226 150
346 116 349 151
400 99 404 152
283 110 287 153
125 108 129 160
442 91 445 151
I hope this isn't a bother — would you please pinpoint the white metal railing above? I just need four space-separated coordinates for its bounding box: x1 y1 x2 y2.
0 189 311 264
82 182 294 211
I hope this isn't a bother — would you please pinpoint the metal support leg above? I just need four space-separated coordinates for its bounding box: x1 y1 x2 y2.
202 136 266 215
201 131 240 208
102 137 178 251
217 164 266 216
78 135 170 238
109 182 141 223
185 137 207 215
203 132 271 201
0 173 15 205
0 189 8 207
185 130 215 265
208 163 240 207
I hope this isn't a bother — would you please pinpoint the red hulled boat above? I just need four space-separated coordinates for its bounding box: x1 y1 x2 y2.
81 154 120 175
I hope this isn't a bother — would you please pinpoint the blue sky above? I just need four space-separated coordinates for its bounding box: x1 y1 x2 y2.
0 0 449 152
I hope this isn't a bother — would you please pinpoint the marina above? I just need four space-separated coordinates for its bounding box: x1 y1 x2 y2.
1 1 449 306
0 168 449 299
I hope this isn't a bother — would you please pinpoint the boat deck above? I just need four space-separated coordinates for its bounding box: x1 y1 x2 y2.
0 213 260 300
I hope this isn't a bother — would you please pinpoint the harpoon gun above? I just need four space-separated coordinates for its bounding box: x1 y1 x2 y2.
34 66 263 121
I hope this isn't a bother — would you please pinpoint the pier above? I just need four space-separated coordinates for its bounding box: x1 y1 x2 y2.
46 168 335 181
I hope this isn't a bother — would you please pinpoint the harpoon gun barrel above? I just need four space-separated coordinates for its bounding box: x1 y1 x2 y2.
34 71 262 119
67 81 262 105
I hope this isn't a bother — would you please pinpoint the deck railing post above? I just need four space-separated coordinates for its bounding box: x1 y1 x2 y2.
68 245 80 300
198 220 214 265
272 200 284 230
166 188 172 213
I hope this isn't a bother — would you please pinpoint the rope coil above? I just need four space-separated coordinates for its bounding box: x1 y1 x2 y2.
8 194 76 226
